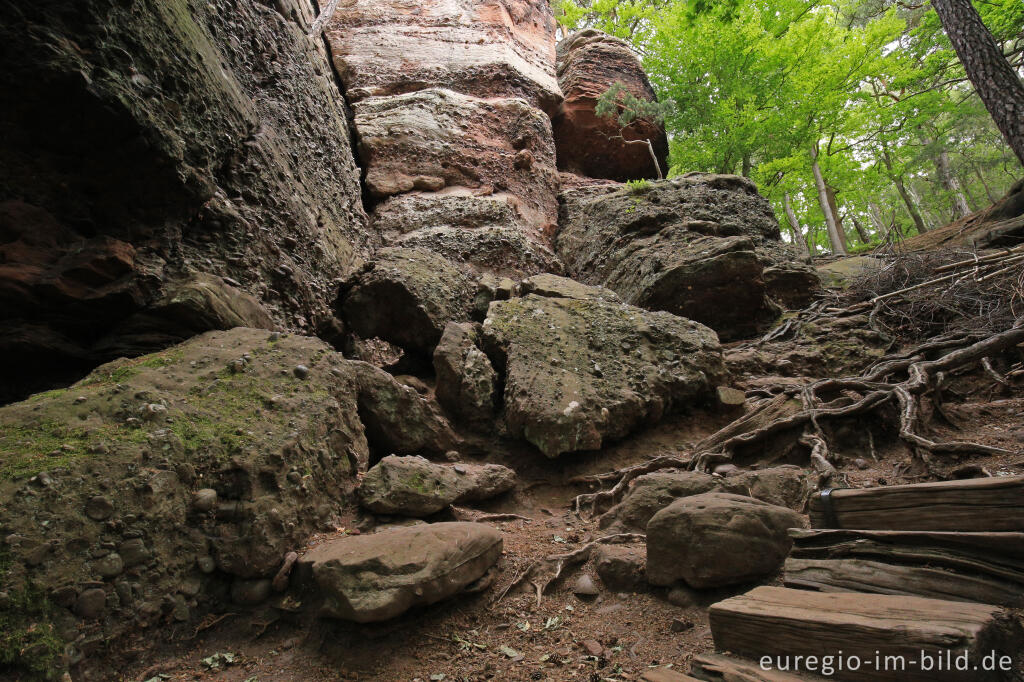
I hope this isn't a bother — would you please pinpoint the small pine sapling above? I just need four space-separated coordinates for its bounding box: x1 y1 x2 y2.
594 81 673 180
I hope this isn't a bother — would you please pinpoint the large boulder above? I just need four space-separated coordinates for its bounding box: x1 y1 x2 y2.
358 456 516 516
553 30 669 182
557 175 821 340
302 522 503 622
0 329 370 674
646 493 806 588
481 282 727 456
600 467 810 532
0 0 374 404
350 362 460 457
325 0 561 112
338 247 476 356
354 89 560 243
434 323 500 428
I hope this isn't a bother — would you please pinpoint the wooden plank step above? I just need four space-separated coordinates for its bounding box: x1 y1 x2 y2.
783 529 1024 606
640 667 702 682
708 586 1022 681
690 653 823 681
808 475 1024 532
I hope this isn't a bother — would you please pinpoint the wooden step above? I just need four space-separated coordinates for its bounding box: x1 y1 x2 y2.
690 653 822 681
808 475 1024 532
783 528 1024 606
708 586 1022 681
640 667 702 682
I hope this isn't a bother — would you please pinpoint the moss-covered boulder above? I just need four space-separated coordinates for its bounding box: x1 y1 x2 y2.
481 284 727 457
357 455 516 517
0 328 369 677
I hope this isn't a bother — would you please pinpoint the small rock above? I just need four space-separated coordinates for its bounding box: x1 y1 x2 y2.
716 386 746 408
192 488 218 512
594 545 646 593
853 458 870 470
666 584 698 608
85 496 114 521
94 553 124 579
712 463 740 477
293 364 309 379
119 538 150 567
197 555 216 574
231 578 273 605
581 639 603 656
33 472 53 487
951 464 989 479
74 588 107 619
670 617 694 632
572 574 599 596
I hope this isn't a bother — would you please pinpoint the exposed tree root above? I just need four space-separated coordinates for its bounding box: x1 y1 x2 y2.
570 323 1024 519
490 533 644 608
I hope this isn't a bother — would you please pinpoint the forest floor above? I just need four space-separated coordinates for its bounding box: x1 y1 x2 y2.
113 335 1024 682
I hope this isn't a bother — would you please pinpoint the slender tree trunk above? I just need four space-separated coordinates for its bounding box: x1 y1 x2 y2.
868 203 887 233
930 0 1024 166
906 183 939 230
810 145 848 256
880 146 928 234
783 192 811 258
973 164 1000 204
825 185 845 235
741 153 752 178
850 214 871 244
936 150 972 217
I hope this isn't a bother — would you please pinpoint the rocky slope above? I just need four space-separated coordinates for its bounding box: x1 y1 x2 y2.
12 2 997 681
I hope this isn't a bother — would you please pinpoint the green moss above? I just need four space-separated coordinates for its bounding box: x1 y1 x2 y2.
0 582 64 680
80 349 185 386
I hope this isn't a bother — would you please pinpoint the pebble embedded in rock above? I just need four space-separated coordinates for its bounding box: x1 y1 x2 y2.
94 553 124 579
670 617 694 632
712 463 740 476
197 555 216 574
573 574 599 596
191 488 218 512
85 496 114 521
293 364 309 379
74 588 107 619
666 584 698 608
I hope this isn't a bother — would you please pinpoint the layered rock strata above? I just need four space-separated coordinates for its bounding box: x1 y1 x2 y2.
326 0 562 276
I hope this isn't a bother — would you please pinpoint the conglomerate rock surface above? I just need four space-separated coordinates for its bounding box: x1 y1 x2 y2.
0 0 374 404
557 174 821 340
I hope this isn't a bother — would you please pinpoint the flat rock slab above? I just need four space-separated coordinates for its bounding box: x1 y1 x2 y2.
709 586 1022 681
646 492 805 588
482 287 725 457
302 522 503 622
808 475 1024 532
690 653 821 681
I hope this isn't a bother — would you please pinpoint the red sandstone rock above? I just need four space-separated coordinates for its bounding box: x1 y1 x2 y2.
553 30 669 182
325 0 561 112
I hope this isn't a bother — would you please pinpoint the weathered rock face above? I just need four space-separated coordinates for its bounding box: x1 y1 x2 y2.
354 89 560 244
434 323 500 428
646 492 806 588
338 247 477 357
553 30 669 182
325 0 561 112
301 522 503 622
0 0 374 404
599 466 810 532
357 456 516 516
324 0 562 277
0 329 369 674
350 362 460 458
481 280 727 456
594 544 647 593
557 175 821 340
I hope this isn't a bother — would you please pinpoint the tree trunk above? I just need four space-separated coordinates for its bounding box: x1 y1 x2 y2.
906 183 940 230
850 214 871 244
868 203 888 234
741 153 752 178
936 150 972 218
784 192 811 258
930 0 1024 167
973 164 1000 204
811 145 848 256
880 146 928 234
